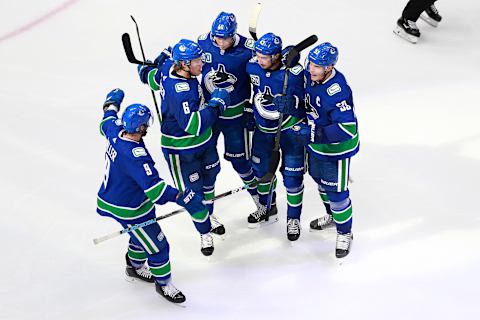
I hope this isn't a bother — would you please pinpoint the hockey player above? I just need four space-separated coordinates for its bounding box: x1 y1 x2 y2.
197 12 260 216
137 39 230 253
97 88 211 303
282 43 359 258
394 0 442 43
246 33 307 241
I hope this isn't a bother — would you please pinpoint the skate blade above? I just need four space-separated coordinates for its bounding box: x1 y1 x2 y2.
393 26 418 43
158 296 187 308
211 233 226 241
420 13 439 27
309 225 336 233
248 215 279 229
124 274 154 284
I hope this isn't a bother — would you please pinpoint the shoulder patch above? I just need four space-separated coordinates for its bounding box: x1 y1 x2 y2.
132 147 148 157
114 119 122 126
327 83 342 96
290 65 303 75
175 82 190 93
245 38 255 50
248 56 258 63
198 33 208 41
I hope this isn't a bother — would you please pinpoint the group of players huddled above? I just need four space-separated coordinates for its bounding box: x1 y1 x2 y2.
97 12 359 303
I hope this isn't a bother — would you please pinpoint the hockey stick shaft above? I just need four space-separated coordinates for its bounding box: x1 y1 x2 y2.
129 15 162 125
259 35 318 185
249 2 262 41
93 182 255 245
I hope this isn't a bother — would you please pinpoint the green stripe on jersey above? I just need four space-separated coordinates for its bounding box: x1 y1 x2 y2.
161 128 212 151
308 133 359 157
144 181 167 203
97 197 154 220
148 69 160 91
220 101 248 120
185 112 201 136
99 116 116 137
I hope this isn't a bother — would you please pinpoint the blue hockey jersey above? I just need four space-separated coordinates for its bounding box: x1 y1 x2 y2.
197 32 254 121
154 60 220 154
304 68 360 160
97 110 179 221
246 57 306 133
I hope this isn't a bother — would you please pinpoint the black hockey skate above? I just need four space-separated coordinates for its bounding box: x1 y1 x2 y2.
200 233 214 256
420 4 442 27
247 203 278 228
286 218 301 241
210 214 225 235
155 281 186 304
336 232 353 258
394 17 420 43
310 214 335 231
125 254 154 283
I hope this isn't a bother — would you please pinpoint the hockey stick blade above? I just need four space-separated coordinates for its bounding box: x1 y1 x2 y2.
259 150 280 183
249 2 262 40
121 33 156 67
286 35 318 68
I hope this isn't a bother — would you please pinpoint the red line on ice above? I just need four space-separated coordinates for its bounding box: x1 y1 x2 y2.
0 0 80 43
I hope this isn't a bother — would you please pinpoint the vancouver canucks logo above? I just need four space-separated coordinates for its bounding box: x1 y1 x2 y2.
253 86 280 120
305 93 319 120
204 64 237 93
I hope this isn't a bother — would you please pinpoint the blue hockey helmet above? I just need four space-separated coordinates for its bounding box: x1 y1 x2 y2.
122 104 153 133
308 42 338 67
254 33 282 55
172 39 203 64
211 12 237 38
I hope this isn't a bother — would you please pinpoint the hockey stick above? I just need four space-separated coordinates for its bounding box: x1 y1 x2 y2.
128 16 162 124
259 35 318 185
93 182 256 245
249 2 262 41
121 33 156 67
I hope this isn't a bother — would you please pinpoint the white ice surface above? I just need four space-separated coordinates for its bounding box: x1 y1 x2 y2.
1 0 480 319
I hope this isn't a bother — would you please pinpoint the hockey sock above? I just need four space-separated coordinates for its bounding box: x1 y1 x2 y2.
318 185 332 215
148 260 172 284
285 178 304 220
128 241 147 268
203 185 215 215
330 198 353 234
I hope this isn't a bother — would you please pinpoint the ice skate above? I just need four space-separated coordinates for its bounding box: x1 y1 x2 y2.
286 218 301 242
420 4 442 27
394 17 420 43
124 254 154 283
247 201 278 228
210 214 226 240
336 232 353 259
309 214 335 232
200 233 214 256
155 281 186 304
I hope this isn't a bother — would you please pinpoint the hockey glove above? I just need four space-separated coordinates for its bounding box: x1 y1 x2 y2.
290 122 311 146
154 47 172 69
281 45 300 67
176 188 208 216
137 60 154 84
103 88 124 112
208 88 230 115
273 95 297 115
244 103 256 132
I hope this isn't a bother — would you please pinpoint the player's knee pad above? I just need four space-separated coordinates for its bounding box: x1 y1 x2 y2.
326 190 350 203
229 158 252 175
329 197 351 211
283 176 303 191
